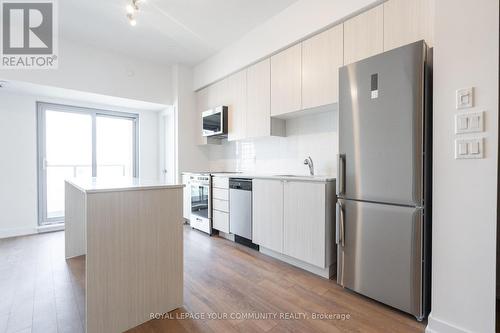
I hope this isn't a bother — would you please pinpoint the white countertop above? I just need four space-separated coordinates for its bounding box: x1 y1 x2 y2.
209 173 336 183
66 177 184 194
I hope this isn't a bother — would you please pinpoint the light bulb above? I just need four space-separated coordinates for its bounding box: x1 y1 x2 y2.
126 4 135 14
129 18 137 26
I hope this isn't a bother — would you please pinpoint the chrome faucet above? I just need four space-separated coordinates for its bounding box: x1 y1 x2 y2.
304 156 314 176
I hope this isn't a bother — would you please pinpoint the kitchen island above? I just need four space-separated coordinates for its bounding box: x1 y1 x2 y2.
65 178 184 333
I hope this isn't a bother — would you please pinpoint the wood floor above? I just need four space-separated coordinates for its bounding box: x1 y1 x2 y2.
0 227 425 333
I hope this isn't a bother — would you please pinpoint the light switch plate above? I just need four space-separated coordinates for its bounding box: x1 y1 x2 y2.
455 111 484 134
455 138 484 159
456 87 474 109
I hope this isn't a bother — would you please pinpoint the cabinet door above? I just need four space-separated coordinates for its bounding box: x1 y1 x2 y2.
227 70 247 141
195 88 209 145
182 175 191 220
302 24 344 108
283 181 326 268
344 4 384 65
383 0 435 51
247 59 271 138
252 179 284 253
271 43 302 116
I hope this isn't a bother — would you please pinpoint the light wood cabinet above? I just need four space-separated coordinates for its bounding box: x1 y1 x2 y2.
226 71 247 141
182 174 191 220
383 0 435 51
195 87 209 145
247 59 286 138
252 179 284 253
302 24 344 109
212 176 230 233
252 178 335 271
344 4 384 65
283 181 328 268
271 43 302 116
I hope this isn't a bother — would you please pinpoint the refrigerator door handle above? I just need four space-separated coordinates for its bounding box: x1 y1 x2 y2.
337 154 346 195
338 200 345 247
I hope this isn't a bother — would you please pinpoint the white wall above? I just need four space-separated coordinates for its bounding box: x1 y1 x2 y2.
0 90 162 239
173 65 209 180
0 39 173 105
193 0 380 90
207 110 337 175
427 0 498 332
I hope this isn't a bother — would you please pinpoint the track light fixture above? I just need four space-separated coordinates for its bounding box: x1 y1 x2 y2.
126 0 144 26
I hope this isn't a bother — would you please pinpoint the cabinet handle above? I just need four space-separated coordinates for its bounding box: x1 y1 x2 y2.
338 201 345 248
337 154 346 195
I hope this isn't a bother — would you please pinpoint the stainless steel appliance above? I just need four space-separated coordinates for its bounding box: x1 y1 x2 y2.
190 173 212 234
337 40 432 321
202 106 228 137
229 178 255 246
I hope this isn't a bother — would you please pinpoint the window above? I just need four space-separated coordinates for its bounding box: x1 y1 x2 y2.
37 103 138 225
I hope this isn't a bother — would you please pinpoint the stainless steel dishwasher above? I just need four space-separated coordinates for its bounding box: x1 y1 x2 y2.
229 178 256 248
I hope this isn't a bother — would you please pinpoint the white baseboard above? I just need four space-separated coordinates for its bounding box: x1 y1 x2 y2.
0 227 38 239
426 314 471 333
38 223 65 233
0 223 65 240
260 247 335 279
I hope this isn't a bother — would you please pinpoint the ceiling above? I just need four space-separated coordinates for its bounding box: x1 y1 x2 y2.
60 0 298 66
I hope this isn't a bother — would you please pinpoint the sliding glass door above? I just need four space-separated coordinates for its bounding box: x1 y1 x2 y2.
37 103 138 225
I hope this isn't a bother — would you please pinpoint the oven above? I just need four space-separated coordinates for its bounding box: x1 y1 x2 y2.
190 174 212 234
202 106 228 137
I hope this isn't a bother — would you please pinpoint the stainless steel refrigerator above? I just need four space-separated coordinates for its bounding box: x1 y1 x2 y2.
336 40 432 321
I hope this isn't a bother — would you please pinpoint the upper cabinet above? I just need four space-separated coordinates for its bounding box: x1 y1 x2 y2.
246 59 285 139
196 0 434 144
383 0 435 51
302 24 344 109
344 4 384 65
226 71 247 142
270 43 302 116
247 59 286 139
195 87 209 145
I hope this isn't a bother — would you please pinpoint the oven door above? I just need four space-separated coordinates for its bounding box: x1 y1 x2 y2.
191 181 210 219
202 110 223 137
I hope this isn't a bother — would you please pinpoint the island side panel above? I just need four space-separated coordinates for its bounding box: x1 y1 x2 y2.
65 181 87 259
85 187 183 333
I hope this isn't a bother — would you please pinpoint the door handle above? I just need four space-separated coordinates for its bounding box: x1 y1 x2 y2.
338 201 345 248
337 154 346 195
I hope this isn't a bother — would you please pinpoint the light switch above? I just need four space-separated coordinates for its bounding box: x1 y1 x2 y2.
455 111 484 134
456 88 474 109
470 141 480 155
468 112 484 132
457 140 468 156
455 138 484 159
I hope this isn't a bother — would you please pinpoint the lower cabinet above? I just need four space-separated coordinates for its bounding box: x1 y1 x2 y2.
252 179 284 253
252 178 335 270
283 181 328 268
212 176 230 233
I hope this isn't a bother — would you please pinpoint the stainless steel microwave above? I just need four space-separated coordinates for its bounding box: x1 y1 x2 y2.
202 106 228 137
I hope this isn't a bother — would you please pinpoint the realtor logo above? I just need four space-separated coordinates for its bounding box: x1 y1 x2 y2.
1 0 58 68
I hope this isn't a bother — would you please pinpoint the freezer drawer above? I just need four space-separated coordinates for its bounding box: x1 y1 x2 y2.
337 199 424 319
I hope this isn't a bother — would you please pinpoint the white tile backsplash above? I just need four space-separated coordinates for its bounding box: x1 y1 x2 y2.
207 110 338 176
